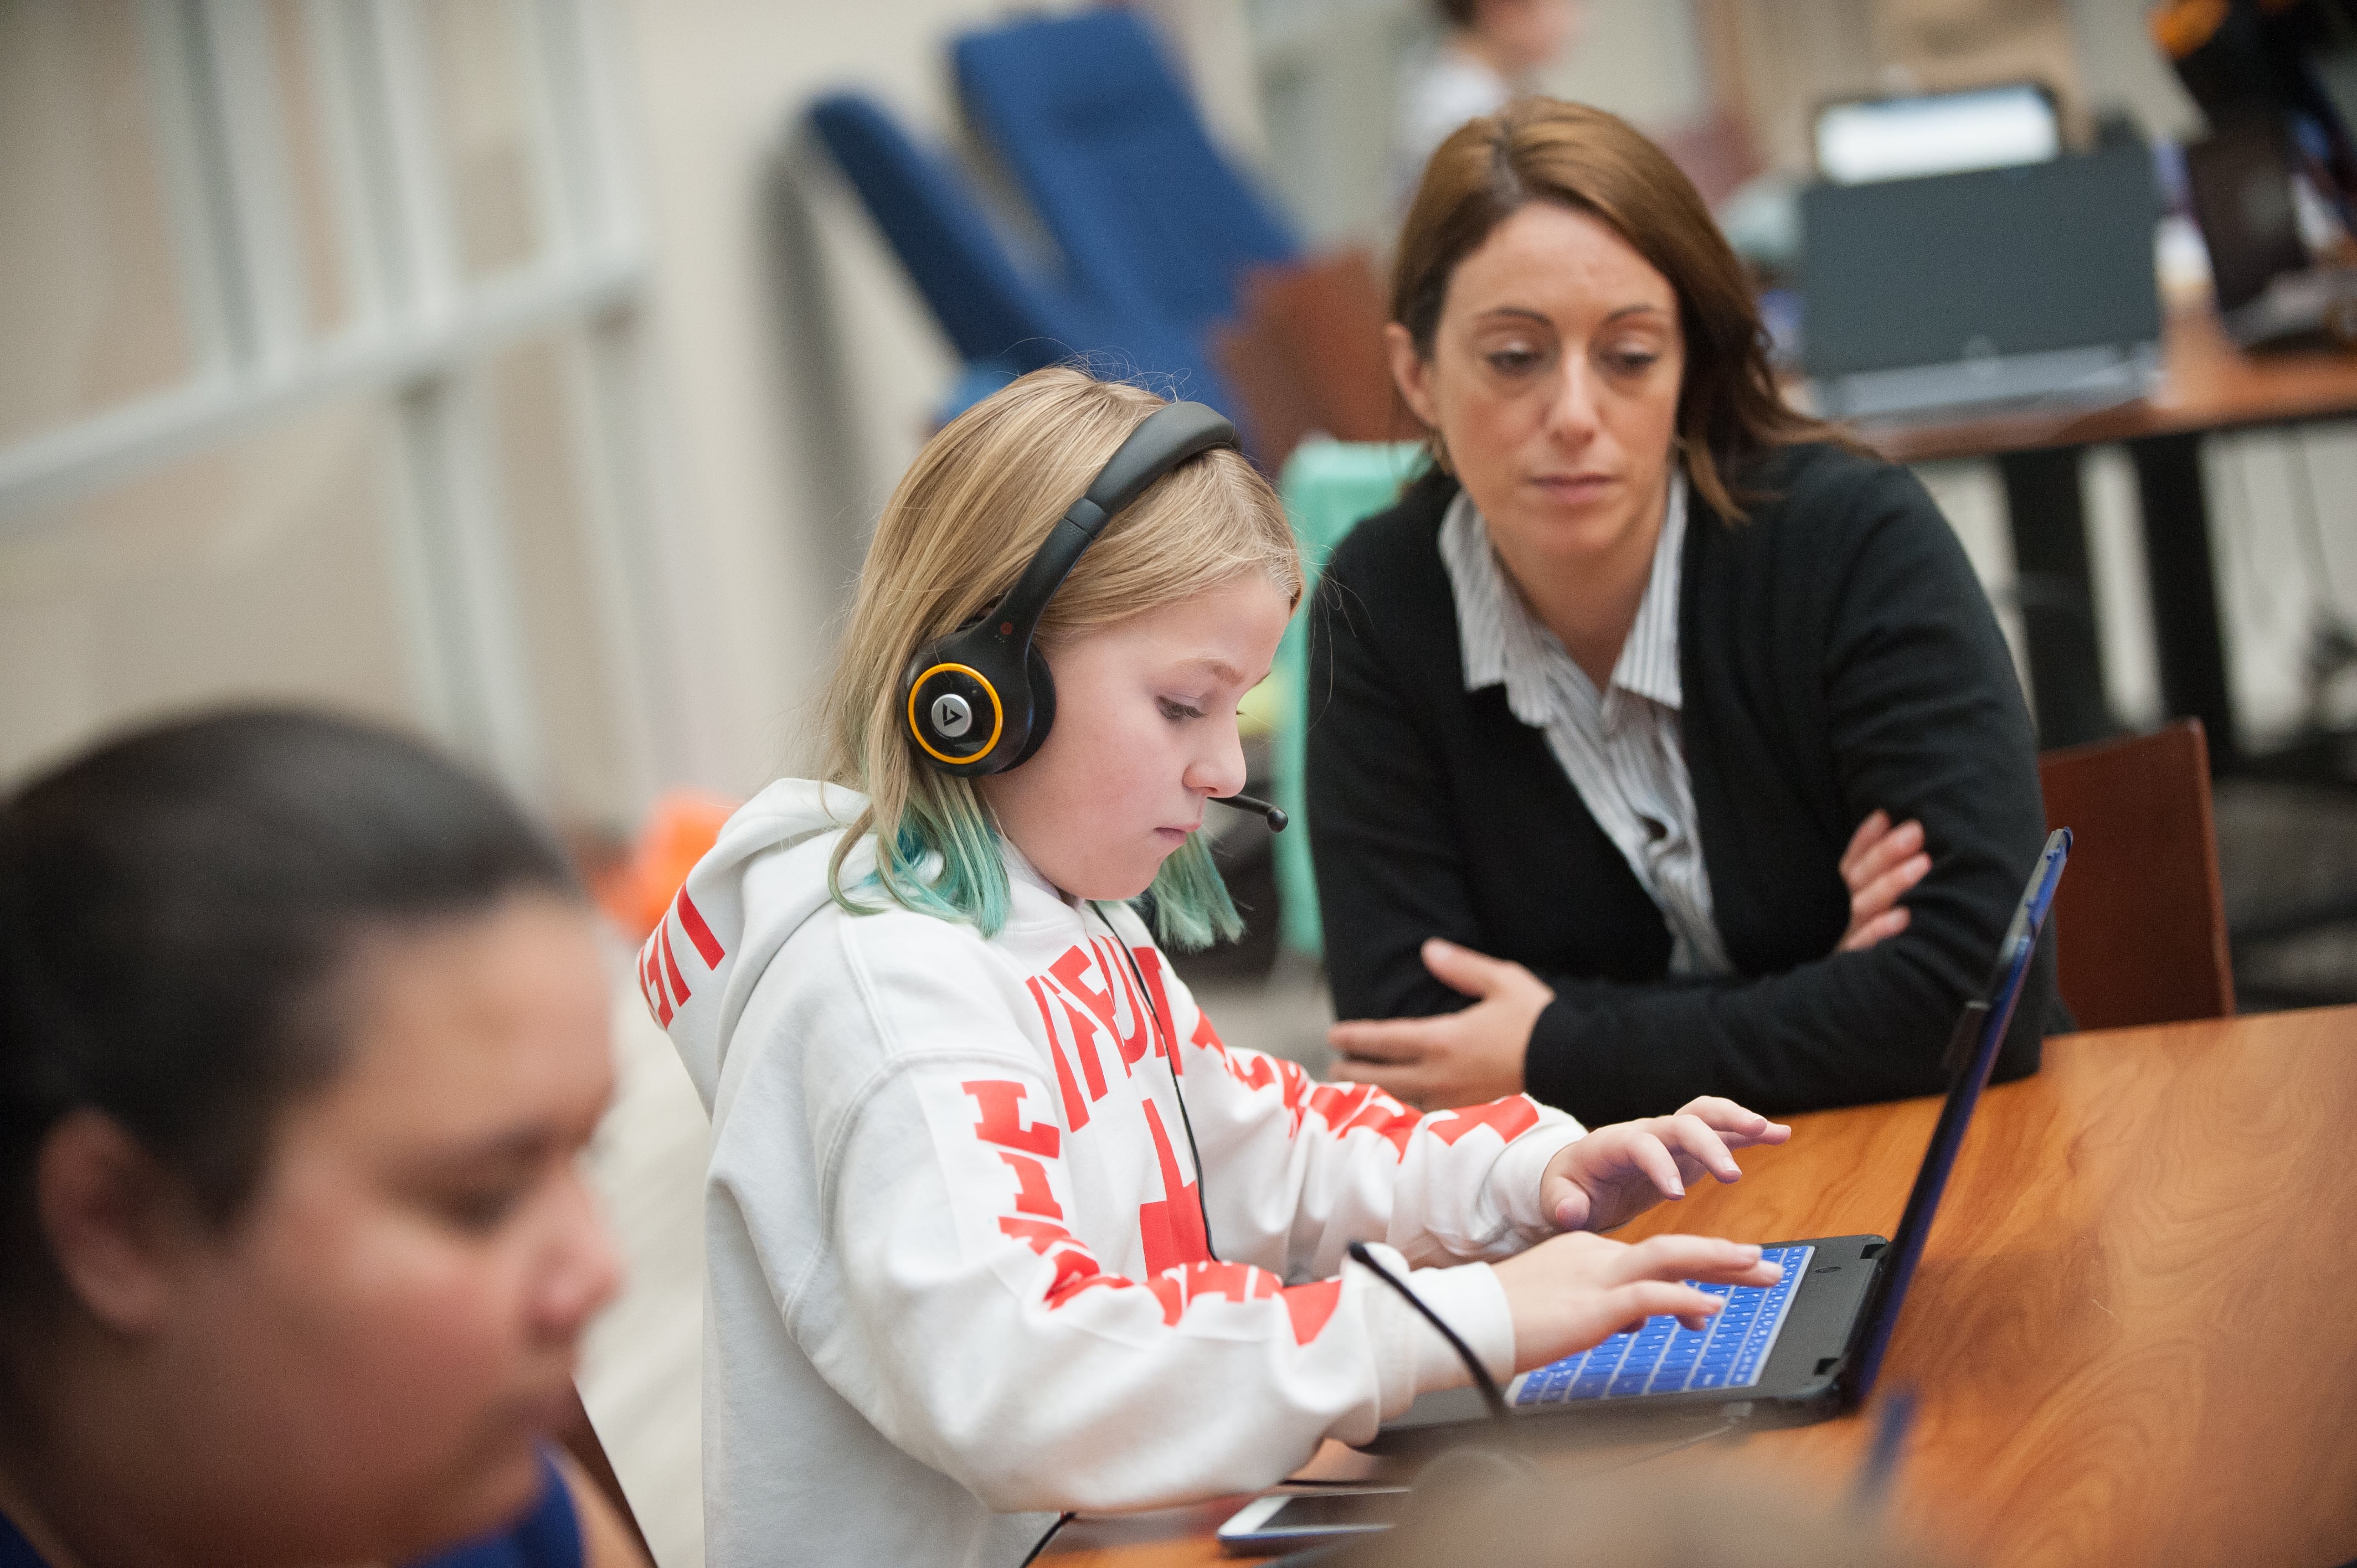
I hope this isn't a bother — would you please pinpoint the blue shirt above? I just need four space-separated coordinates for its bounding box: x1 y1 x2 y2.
1 1447 581 1568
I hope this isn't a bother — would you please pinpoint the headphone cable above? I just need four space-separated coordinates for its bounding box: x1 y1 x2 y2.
1018 912 1203 1568
1017 1510 1076 1567
1092 903 1218 1262
1090 906 1509 1426
1345 1241 1511 1425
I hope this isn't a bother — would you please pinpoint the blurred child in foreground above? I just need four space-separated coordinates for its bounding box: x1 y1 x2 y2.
0 711 646 1568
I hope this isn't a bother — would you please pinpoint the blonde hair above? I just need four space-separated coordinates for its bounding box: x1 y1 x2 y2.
822 368 1302 945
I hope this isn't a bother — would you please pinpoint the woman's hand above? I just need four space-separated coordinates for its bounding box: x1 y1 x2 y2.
1540 1097 1792 1234
1838 810 1930 955
1325 938 1552 1108
1490 1231 1785 1371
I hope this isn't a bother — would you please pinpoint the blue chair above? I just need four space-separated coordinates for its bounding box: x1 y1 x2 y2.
805 91 1232 417
952 11 1299 341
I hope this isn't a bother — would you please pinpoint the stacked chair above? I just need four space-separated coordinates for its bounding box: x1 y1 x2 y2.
806 9 1309 450
805 89 1221 418
949 9 1299 343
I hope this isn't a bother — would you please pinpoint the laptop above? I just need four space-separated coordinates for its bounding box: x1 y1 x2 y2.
1800 143 2162 422
2183 120 2357 350
1378 828 2071 1442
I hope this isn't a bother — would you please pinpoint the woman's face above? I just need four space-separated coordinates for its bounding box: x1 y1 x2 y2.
980 572 1292 902
138 894 621 1562
1388 200 1685 586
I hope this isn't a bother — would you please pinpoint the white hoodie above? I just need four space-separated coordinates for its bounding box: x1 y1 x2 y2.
647 781 1586 1568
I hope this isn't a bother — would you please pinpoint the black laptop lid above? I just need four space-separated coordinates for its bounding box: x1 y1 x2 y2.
1800 145 2162 378
1846 829 2072 1400
2184 121 2309 312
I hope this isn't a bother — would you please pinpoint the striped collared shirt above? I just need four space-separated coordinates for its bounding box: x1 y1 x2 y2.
1438 472 1733 976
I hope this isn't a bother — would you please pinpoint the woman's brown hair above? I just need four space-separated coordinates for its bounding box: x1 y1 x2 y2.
1392 97 1826 522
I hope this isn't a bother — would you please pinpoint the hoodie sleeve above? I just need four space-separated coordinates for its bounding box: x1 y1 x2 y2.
794 925 1539 1514
1097 915 1587 1283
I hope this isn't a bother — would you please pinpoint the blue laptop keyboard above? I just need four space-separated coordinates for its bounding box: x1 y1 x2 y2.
1508 1244 1814 1405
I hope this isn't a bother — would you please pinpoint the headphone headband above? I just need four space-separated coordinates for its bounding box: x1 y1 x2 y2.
989 400 1241 652
900 399 1242 775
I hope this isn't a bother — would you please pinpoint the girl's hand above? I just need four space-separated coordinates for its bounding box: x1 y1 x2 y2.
1838 810 1930 955
1490 1231 1785 1371
1325 938 1551 1109
1541 1097 1793 1234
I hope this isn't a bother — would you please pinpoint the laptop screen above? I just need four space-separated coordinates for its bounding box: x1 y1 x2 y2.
2184 121 2308 312
1846 828 2071 1400
1815 84 2062 187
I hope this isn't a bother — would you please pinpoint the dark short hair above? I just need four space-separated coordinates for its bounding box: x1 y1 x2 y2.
1433 0 1479 26
0 709 579 1325
1392 98 1829 522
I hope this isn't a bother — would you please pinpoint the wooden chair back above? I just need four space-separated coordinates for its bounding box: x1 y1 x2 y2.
2036 719 2234 1028
1211 249 1413 471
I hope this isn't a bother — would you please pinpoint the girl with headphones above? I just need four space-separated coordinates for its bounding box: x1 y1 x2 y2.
655 367 1790 1568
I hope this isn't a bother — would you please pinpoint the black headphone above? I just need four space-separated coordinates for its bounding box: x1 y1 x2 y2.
901 400 1241 776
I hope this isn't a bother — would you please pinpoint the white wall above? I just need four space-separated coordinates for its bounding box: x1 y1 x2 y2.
2066 0 2202 142
612 0 1077 795
1252 0 1713 252
1543 0 1710 130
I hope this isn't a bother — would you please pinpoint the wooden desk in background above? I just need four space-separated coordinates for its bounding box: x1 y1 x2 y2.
1044 1007 2357 1568
1853 312 2357 764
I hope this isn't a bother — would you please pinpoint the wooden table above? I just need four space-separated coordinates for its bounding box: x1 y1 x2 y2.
1848 312 2357 764
1044 1007 2357 1567
1864 309 2357 463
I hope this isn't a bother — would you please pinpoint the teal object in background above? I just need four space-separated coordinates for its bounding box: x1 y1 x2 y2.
1270 440 1430 960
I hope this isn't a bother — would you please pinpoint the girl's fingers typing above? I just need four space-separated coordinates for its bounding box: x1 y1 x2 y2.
1623 1130 1687 1199
1660 1113 1740 1182
1676 1096 1762 1132
1619 1234 1776 1287
1675 1096 1792 1148
1499 1232 1787 1369
1592 1281 1724 1338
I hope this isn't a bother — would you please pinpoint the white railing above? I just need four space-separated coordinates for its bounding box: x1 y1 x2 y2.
1 0 689 809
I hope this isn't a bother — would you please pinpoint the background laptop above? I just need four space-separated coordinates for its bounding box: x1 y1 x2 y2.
2183 119 2357 349
1800 143 2162 422
1380 829 2072 1442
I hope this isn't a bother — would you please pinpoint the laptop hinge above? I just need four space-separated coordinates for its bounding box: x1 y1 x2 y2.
1942 1000 1992 1076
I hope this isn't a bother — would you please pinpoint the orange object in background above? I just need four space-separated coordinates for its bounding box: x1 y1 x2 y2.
590 791 740 941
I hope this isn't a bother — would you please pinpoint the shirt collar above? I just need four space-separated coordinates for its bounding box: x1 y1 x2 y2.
1438 468 1688 720
1614 472 1686 711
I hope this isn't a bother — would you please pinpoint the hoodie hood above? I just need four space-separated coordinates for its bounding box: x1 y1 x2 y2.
634 778 872 1113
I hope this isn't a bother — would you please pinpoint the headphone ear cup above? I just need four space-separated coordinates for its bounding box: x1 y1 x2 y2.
905 636 1026 772
1007 642 1056 767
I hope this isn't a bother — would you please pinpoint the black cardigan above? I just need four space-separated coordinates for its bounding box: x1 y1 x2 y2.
1305 442 2067 1126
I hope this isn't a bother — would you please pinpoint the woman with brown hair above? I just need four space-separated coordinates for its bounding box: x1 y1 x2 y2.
1310 99 2065 1123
